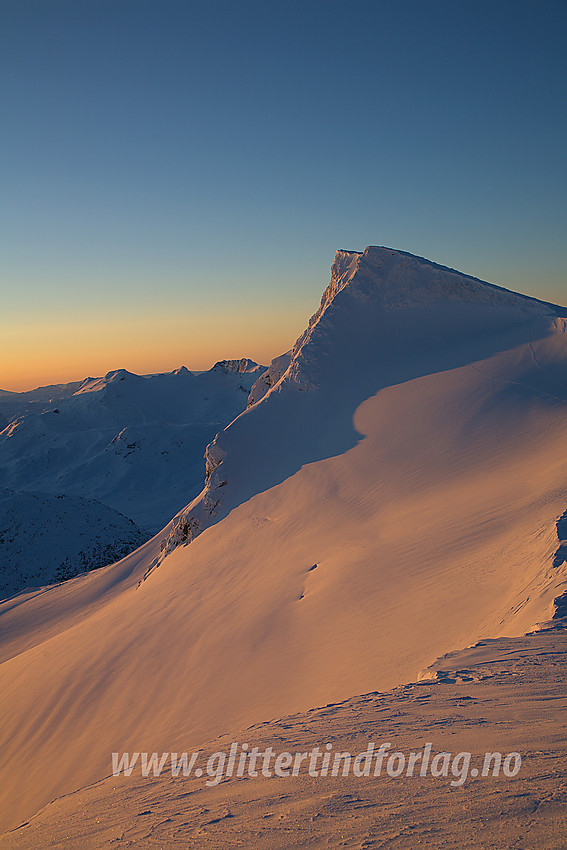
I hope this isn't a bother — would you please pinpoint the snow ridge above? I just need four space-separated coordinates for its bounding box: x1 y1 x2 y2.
161 246 564 559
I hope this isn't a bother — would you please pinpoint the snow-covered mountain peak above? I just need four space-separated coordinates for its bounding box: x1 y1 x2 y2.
104 368 136 383
163 246 566 557
73 369 140 395
316 245 557 322
212 358 263 374
279 245 562 393
2 246 567 837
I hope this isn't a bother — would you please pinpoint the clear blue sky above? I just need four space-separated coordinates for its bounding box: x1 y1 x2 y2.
1 0 566 389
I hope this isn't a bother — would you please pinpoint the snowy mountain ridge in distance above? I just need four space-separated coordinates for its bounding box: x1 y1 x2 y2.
0 360 266 533
162 245 565 557
0 380 83 423
212 358 265 374
0 360 265 422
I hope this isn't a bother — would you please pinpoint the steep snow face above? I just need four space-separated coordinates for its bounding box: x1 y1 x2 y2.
320 246 555 314
164 246 563 553
0 363 266 532
286 245 559 389
0 490 146 599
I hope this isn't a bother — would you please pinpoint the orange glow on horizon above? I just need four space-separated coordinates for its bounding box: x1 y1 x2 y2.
0 309 306 392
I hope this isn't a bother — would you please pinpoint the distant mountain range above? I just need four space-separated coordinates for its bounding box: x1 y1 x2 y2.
0 358 265 595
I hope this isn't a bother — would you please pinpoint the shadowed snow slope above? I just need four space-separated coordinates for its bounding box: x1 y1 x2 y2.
0 247 566 834
164 245 566 550
0 381 83 423
0 490 147 598
0 361 265 532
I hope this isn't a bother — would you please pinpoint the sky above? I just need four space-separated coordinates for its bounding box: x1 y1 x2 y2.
1 0 566 391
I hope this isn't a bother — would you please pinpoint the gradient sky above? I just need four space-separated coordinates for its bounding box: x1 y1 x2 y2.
1 0 566 390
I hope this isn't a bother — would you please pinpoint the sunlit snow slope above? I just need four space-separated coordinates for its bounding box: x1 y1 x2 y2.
1 247 566 833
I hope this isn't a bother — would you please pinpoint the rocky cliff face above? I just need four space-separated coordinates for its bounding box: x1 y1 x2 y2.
212 358 265 375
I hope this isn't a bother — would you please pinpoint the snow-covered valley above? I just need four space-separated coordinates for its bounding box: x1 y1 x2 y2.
0 359 265 596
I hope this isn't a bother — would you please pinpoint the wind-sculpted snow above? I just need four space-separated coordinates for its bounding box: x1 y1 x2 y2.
163 246 565 556
554 509 567 568
4 632 566 849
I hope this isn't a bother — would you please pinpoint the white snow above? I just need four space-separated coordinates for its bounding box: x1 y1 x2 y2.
247 350 292 406
0 489 146 598
4 632 565 848
164 245 563 550
0 247 566 842
0 380 83 422
0 361 265 533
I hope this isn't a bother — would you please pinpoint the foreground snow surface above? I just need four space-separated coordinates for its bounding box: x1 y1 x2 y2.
0 247 566 840
2 631 565 848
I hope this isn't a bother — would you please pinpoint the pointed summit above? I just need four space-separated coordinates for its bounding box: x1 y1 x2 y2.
313 245 558 323
162 246 566 557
